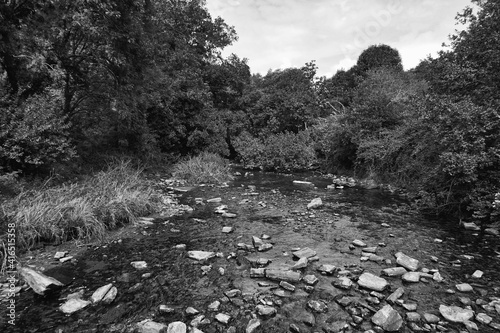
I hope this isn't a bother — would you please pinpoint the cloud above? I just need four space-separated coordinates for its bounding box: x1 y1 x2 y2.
205 0 472 76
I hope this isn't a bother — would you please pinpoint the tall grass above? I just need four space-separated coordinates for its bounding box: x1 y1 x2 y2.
172 152 233 184
0 161 161 253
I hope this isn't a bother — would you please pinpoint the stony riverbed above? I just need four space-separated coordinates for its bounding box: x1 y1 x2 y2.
3 169 500 333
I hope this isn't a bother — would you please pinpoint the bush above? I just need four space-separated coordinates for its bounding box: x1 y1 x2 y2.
0 161 160 251
172 152 234 184
234 131 317 171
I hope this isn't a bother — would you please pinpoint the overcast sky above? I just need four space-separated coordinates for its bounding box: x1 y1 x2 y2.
205 0 473 77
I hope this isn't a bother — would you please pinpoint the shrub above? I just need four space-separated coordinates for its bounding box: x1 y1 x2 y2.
172 152 234 184
234 131 317 171
0 161 160 252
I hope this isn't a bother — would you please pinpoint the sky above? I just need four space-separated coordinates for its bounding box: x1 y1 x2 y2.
205 0 473 77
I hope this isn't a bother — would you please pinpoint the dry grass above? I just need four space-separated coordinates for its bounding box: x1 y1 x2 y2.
0 161 161 254
172 152 233 184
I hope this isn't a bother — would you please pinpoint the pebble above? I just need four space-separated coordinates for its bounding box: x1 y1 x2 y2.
215 313 231 324
246 318 261 333
131 261 148 270
256 304 277 316
456 283 473 292
357 272 389 292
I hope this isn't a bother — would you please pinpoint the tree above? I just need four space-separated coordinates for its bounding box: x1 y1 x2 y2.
356 44 403 74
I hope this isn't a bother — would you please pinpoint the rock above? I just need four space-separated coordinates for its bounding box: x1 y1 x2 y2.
222 227 233 233
303 274 319 285
395 252 419 271
136 320 168 333
289 323 300 333
215 313 231 324
456 283 473 292
476 313 492 324
166 321 186 333
382 267 407 277
357 272 389 292
407 312 421 322
307 198 323 209
307 300 328 313
292 247 317 259
54 251 67 259
224 289 241 298
265 270 301 282
485 228 499 236
256 305 277 316
402 303 418 311
462 222 480 231
371 305 403 331
208 300 220 311
18 266 64 295
386 287 405 304
222 212 237 218
246 318 261 333
293 180 314 187
207 197 222 203
439 304 474 323
186 307 199 315
102 286 117 304
131 261 148 270
252 236 264 247
280 281 295 291
472 270 484 278
464 320 479 331
257 243 273 252
187 251 215 261
402 272 420 283
159 305 175 313
59 298 91 314
423 313 440 323
59 256 73 263
364 246 377 253
317 264 337 275
292 257 308 270
332 277 353 290
250 268 266 278
91 283 114 303
433 271 444 282
352 239 367 247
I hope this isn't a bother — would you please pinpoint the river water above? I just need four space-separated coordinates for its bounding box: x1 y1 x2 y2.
8 169 500 332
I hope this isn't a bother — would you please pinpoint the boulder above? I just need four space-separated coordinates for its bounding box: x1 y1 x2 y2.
357 272 388 291
439 304 474 323
395 252 419 271
371 305 403 331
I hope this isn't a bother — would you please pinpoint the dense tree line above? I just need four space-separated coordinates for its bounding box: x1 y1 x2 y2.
1 0 498 224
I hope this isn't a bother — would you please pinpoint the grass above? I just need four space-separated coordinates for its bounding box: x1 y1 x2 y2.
172 152 234 184
0 161 161 257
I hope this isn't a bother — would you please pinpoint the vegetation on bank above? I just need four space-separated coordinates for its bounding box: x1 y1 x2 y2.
0 0 499 231
172 152 233 184
0 162 160 253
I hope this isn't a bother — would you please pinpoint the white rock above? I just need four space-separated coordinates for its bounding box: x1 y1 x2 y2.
371 305 403 331
292 257 308 270
91 283 113 303
352 239 367 247
102 286 117 304
292 247 317 259
18 266 64 295
357 272 388 291
60 298 91 314
166 321 186 333
293 180 314 187
215 313 231 324
439 304 474 323
476 313 492 324
472 270 483 278
131 261 148 270
402 272 420 283
382 267 407 277
54 251 67 259
222 227 233 233
395 252 419 271
207 197 222 203
187 251 215 261
246 318 261 333
136 320 168 333
456 283 473 292
307 198 323 209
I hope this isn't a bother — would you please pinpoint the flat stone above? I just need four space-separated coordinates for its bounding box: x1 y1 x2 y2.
222 212 237 218
265 270 301 283
352 239 367 247
207 197 222 203
371 305 403 331
303 274 319 285
18 266 64 295
208 300 220 311
130 261 148 270
357 272 389 292
317 264 337 275
364 246 377 253
256 305 277 316
382 267 408 277
246 318 261 333
166 321 186 333
386 287 405 304
225 289 241 298
258 243 273 252
407 312 421 322
462 222 480 231
250 268 266 278
186 307 199 315
332 277 353 290
190 315 205 328
439 304 474 323
187 251 215 261
402 272 420 283
476 313 492 324
402 303 418 311
102 286 117 304
423 313 440 323
59 298 91 314
292 247 317 259
215 313 231 324
136 320 169 333
54 251 67 259
307 198 323 209
472 270 484 279
395 252 419 271
307 300 328 313
222 227 233 233
252 236 264 247
293 180 314 187
90 283 114 303
292 257 308 270
280 281 295 291
456 283 473 292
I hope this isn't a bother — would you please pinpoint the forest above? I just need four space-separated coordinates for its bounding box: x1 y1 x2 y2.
1 0 499 228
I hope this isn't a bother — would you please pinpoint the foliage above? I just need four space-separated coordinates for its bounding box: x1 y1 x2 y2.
0 161 160 252
172 152 233 184
356 44 404 73
234 131 317 171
